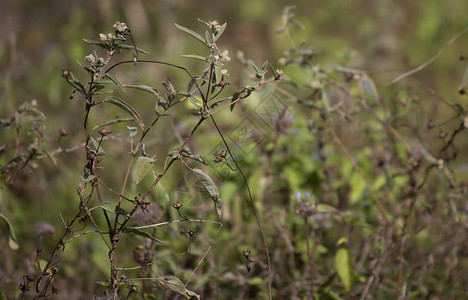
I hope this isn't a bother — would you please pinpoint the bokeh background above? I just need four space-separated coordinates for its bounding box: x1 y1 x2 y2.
1 0 468 299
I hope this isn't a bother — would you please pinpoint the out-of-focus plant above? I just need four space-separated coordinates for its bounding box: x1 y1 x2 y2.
18 19 281 299
0 100 54 251
248 5 468 299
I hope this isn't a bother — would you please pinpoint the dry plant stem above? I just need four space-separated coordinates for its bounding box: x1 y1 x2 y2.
325 120 394 230
304 217 314 293
359 98 413 157
26 186 95 298
209 79 278 116
117 156 134 206
82 202 112 250
95 185 113 229
117 251 188 271
209 115 273 300
386 26 468 86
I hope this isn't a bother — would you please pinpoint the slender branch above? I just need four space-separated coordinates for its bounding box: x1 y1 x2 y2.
386 26 468 86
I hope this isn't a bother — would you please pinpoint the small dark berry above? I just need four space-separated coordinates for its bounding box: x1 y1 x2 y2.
427 120 435 129
459 87 467 95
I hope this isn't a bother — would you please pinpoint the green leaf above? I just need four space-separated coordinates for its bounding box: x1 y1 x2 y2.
103 73 125 92
187 95 202 111
316 204 338 213
92 114 135 130
268 62 278 78
321 86 331 112
104 96 145 129
117 44 149 54
335 248 353 290
247 60 261 74
95 202 116 214
214 22 227 41
197 18 211 26
115 205 131 217
175 23 209 48
215 64 222 84
289 19 305 30
209 98 229 110
127 125 138 138
162 80 176 95
93 90 114 95
168 149 207 165
276 25 287 34
123 227 164 244
67 71 85 91
135 156 157 184
205 30 212 45
82 39 111 51
181 54 209 63
193 168 222 218
81 174 96 183
122 83 159 96
0 213 19 250
90 136 105 155
230 90 242 112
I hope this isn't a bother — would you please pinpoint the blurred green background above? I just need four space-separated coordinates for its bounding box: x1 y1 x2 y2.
1 0 468 299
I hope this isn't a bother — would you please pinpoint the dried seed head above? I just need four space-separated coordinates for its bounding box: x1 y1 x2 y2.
61 69 70 79
172 201 182 210
460 52 466 60
459 86 467 95
243 249 251 259
84 54 96 65
345 73 353 82
59 128 67 137
98 128 112 136
439 131 447 139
